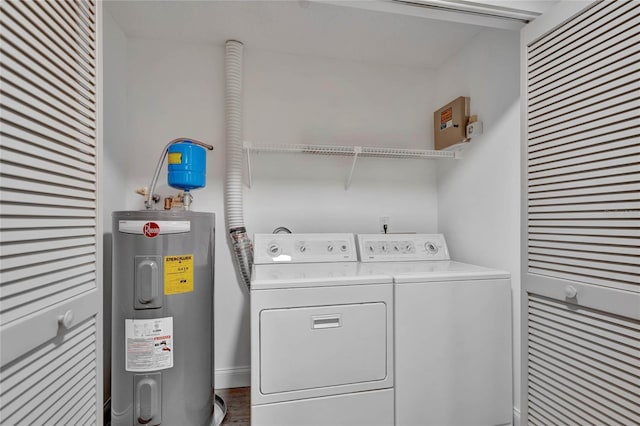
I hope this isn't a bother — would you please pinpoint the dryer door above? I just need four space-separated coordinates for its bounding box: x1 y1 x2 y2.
260 302 387 394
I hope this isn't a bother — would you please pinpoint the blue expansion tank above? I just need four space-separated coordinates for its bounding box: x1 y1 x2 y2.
167 141 206 191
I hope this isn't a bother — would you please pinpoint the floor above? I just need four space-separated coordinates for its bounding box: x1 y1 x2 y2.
218 387 251 425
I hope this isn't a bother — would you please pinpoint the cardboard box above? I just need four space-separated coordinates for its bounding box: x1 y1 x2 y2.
434 96 470 150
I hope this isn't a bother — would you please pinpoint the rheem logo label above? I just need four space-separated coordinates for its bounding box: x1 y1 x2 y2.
143 222 160 238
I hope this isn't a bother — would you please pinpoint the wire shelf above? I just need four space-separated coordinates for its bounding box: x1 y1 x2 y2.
244 143 456 159
243 142 461 189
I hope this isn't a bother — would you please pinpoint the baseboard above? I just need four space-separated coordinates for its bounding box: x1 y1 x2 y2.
215 365 251 389
513 407 521 426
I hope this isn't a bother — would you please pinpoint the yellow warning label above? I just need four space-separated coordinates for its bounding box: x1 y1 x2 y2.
164 254 193 295
168 152 182 164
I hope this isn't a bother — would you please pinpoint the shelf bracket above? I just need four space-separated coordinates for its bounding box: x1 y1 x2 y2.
345 146 361 190
244 141 253 189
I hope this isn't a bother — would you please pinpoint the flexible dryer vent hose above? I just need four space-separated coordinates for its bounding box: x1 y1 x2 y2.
225 40 253 289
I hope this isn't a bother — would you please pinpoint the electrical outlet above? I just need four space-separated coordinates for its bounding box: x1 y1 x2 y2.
379 217 390 234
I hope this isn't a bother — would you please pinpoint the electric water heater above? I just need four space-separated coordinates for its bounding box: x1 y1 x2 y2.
111 210 215 425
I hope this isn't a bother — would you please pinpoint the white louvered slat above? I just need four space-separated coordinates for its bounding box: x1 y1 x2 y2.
525 4 640 421
527 294 640 423
530 75 640 125
0 0 100 420
0 219 95 232
1 244 95 270
529 34 640 103
0 235 96 256
530 47 639 116
0 175 95 200
1 281 96 325
0 14 95 100
527 1 613 60
0 317 97 424
529 163 639 188
528 1 639 78
1 147 96 182
528 237 639 254
0 204 95 217
31 0 95 61
1 109 95 154
529 136 639 168
529 190 639 206
6 0 94 76
529 171 639 193
0 40 95 116
1 92 95 146
44 378 96 425
0 163 95 191
31 370 96 425
1 253 96 286
529 99 640 145
530 74 640 125
1 120 95 164
528 384 591 424
528 114 639 151
1 266 96 309
2 75 95 138
528 246 637 267
2 130 95 172
1 66 95 131
529 353 639 409
528 226 640 237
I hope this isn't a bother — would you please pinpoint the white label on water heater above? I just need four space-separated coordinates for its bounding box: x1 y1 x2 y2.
125 317 174 372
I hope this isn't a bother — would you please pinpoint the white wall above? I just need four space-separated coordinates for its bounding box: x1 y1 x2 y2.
102 10 128 404
106 38 440 387
435 29 522 420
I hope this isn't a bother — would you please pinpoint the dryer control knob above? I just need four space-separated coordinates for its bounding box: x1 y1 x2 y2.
299 245 307 253
327 244 334 252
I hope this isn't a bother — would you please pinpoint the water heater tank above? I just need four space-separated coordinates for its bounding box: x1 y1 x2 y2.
112 210 214 426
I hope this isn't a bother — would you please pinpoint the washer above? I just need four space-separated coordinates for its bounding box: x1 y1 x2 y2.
251 233 394 426
357 234 512 426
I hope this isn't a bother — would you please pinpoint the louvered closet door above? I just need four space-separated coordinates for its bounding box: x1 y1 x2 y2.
0 0 102 424
521 1 640 425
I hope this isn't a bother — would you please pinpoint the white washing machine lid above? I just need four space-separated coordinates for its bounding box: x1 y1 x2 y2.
251 262 393 290
359 260 510 283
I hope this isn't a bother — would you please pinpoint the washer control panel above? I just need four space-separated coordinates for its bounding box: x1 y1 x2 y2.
357 234 450 262
254 233 357 264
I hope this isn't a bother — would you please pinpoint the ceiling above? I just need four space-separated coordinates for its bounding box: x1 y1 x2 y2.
105 0 554 69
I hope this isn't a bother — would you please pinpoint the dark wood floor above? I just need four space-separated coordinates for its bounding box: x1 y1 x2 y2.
218 387 251 425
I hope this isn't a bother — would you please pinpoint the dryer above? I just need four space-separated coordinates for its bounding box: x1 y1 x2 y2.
251 233 394 426
357 234 513 426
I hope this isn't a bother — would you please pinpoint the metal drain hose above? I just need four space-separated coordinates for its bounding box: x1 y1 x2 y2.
225 40 252 289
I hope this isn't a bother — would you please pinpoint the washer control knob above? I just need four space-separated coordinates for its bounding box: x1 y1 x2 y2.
425 242 438 254
368 245 375 252
340 244 348 252
327 244 334 252
267 243 281 256
299 245 307 253
393 245 400 252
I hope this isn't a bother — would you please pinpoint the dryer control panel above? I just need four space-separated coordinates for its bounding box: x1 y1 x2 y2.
254 233 357 264
357 234 450 262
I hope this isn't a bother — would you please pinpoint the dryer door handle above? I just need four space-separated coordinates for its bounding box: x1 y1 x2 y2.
311 315 341 329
